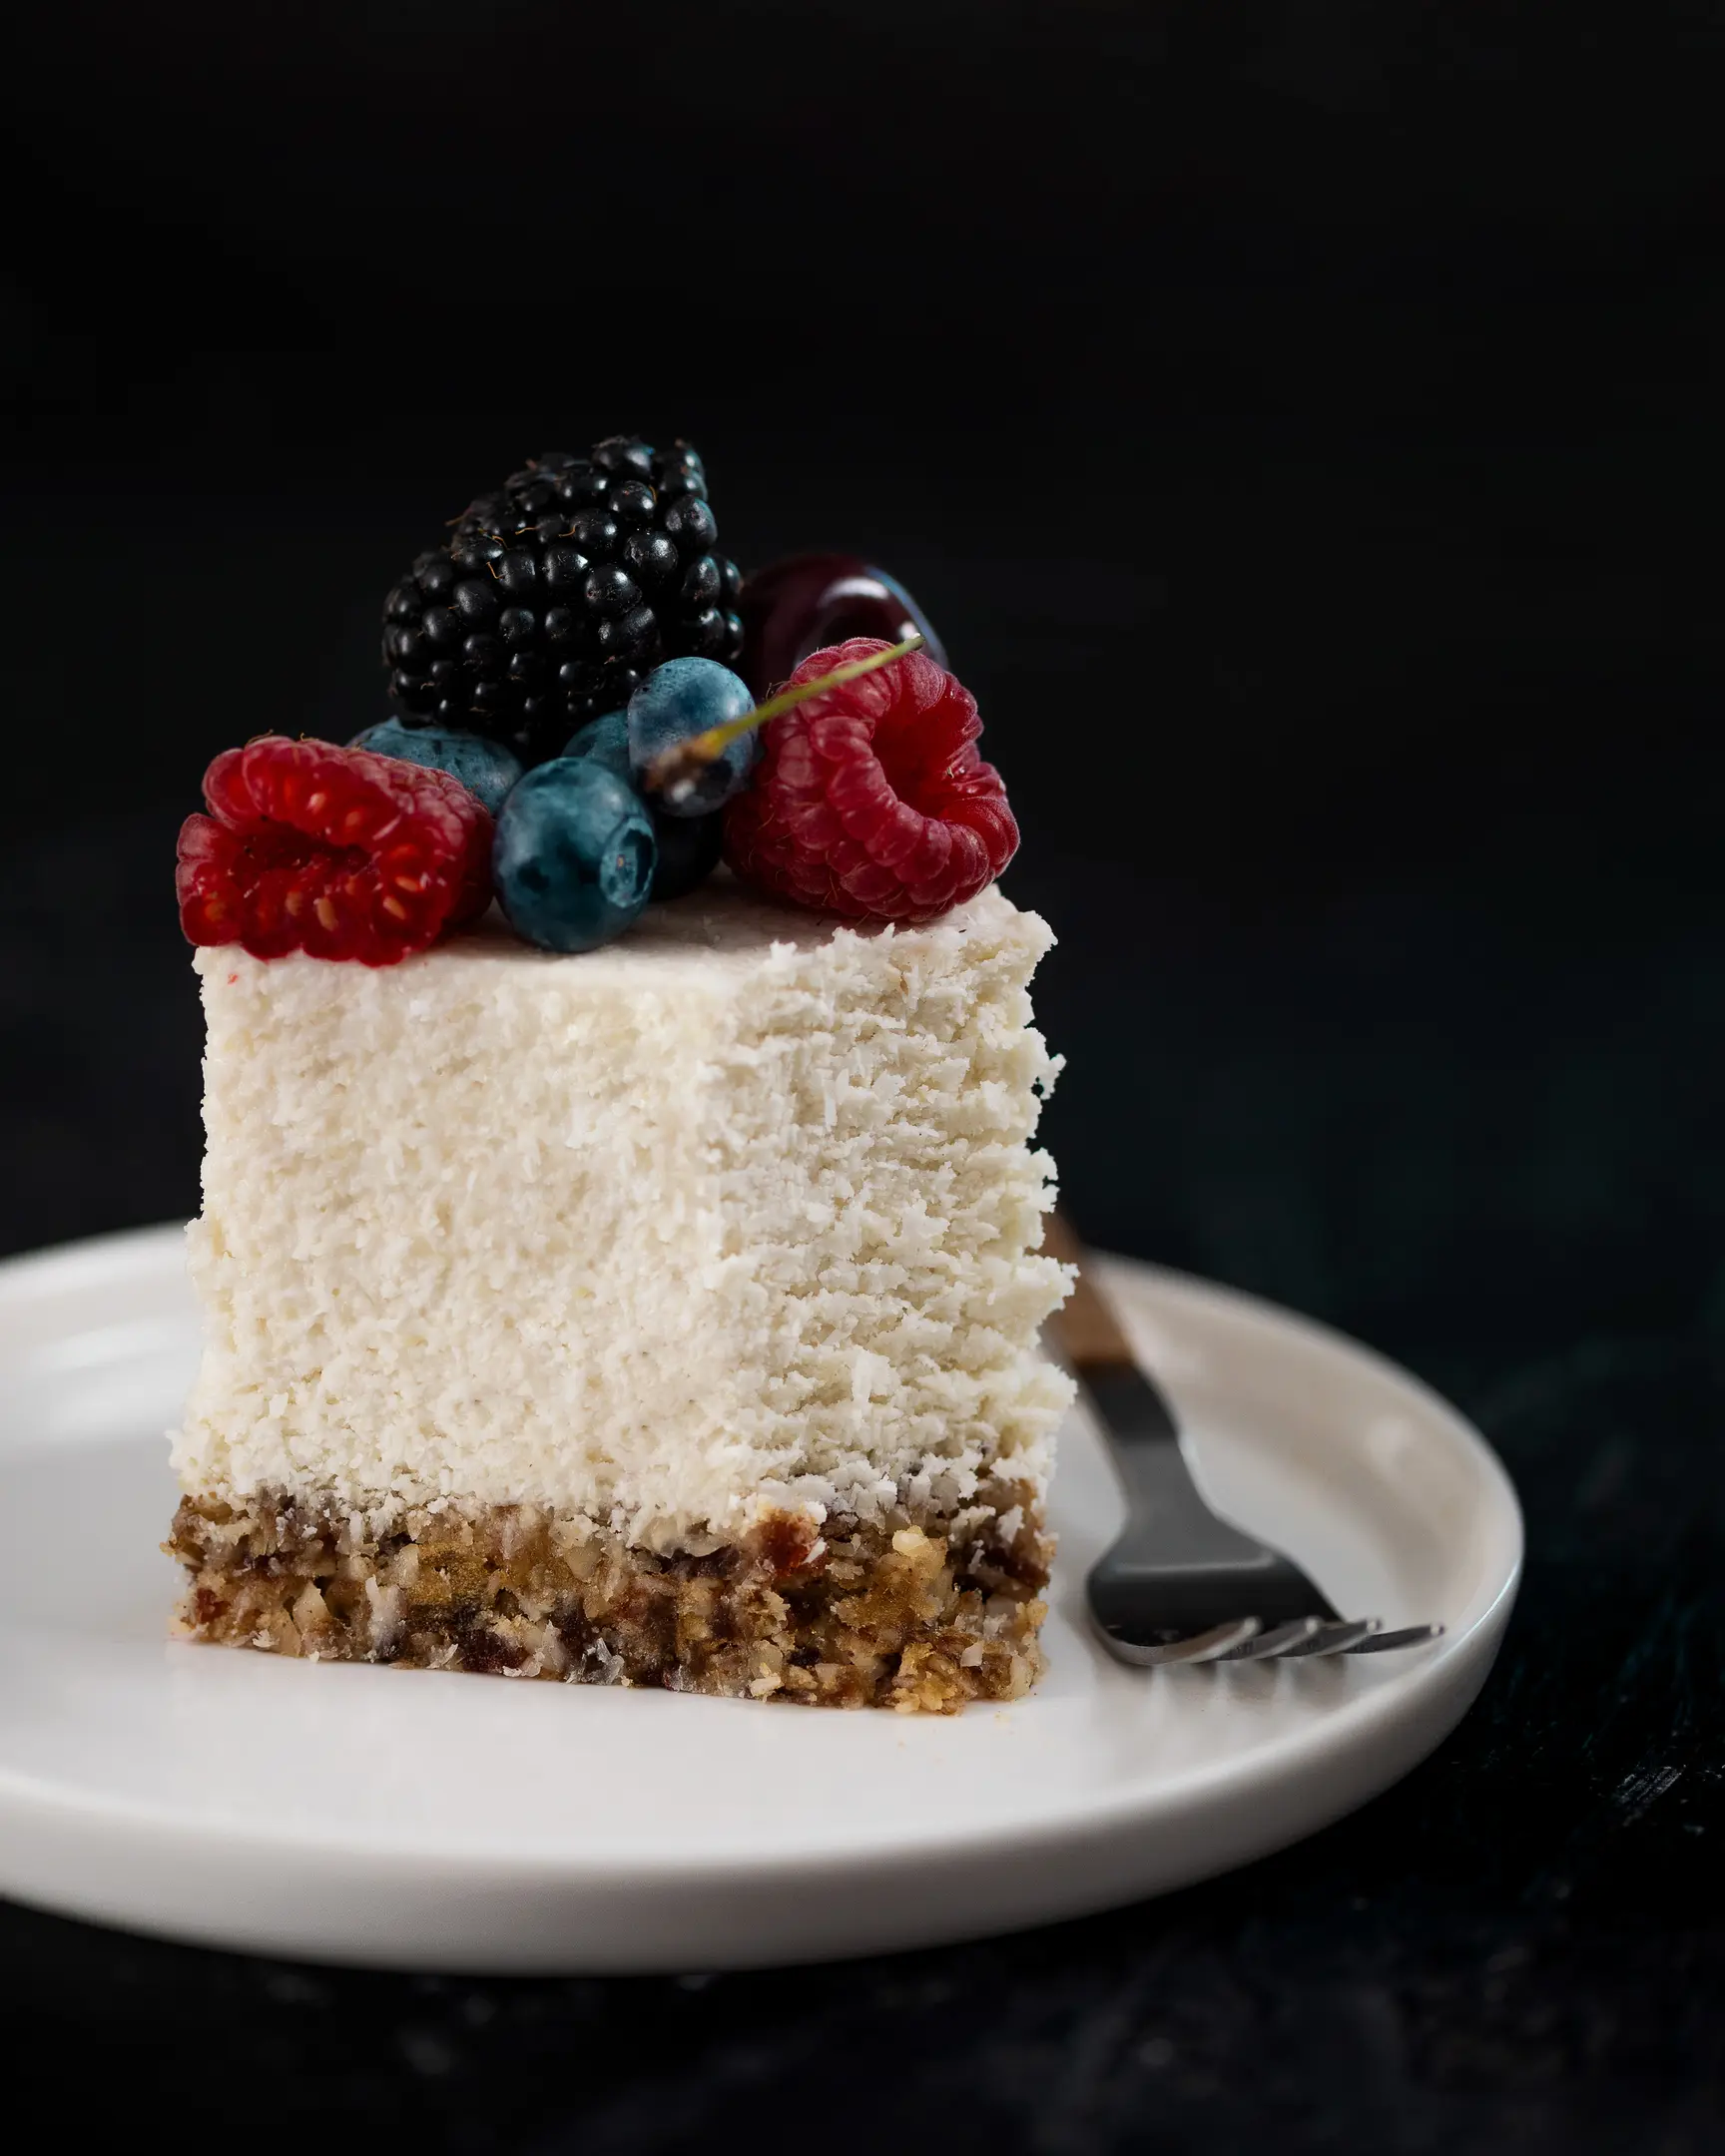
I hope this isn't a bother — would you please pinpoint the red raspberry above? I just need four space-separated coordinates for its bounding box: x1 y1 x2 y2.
722 639 1017 923
176 737 493 965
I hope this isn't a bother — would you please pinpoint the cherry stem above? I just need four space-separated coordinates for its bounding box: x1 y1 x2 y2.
648 634 926 803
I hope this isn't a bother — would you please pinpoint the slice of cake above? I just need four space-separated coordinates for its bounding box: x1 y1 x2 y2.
169 878 1073 1710
168 440 1072 1711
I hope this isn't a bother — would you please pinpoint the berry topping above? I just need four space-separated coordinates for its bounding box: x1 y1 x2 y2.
563 709 631 775
382 438 746 766
722 639 1017 924
492 759 657 952
348 717 524 815
626 658 759 817
565 710 723 903
738 554 947 700
648 808 724 904
177 737 493 965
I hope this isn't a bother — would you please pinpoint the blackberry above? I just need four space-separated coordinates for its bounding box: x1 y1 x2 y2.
382 437 746 766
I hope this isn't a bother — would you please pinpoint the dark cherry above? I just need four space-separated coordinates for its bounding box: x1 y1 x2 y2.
737 554 948 699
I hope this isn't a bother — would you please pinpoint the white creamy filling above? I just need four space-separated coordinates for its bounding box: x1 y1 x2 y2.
174 876 1073 1549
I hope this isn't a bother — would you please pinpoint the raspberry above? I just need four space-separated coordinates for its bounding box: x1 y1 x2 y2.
176 737 493 965
722 639 1017 923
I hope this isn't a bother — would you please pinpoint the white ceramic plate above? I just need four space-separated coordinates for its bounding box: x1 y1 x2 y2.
0 1226 1519 1973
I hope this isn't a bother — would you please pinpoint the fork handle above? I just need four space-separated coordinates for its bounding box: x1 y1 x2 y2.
1074 1362 1255 1546
1045 1214 1251 1546
1042 1212 1138 1369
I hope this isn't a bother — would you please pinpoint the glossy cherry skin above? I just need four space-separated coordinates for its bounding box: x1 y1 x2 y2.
737 554 948 699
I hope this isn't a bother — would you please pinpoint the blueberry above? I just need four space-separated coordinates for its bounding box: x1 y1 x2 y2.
349 717 523 815
563 709 632 779
626 656 759 818
566 708 724 902
492 758 656 952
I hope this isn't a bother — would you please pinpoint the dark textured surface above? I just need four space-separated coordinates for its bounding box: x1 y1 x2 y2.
3 4 1722 2149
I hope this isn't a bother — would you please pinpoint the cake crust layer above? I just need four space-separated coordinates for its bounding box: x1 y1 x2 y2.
167 1484 1051 1714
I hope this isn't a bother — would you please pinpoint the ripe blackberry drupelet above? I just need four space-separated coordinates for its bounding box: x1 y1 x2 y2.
382 438 745 766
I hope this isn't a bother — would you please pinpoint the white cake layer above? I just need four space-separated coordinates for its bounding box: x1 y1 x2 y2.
175 877 1074 1550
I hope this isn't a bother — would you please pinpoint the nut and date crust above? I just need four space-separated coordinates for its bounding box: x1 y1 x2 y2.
166 1483 1052 1714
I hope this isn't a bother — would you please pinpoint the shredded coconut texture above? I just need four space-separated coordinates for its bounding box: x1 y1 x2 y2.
174 875 1074 1552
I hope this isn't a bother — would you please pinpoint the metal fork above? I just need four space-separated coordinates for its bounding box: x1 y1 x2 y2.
1046 1217 1445 1667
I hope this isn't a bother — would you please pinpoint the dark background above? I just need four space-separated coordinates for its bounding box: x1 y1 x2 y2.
2 5 1721 2150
